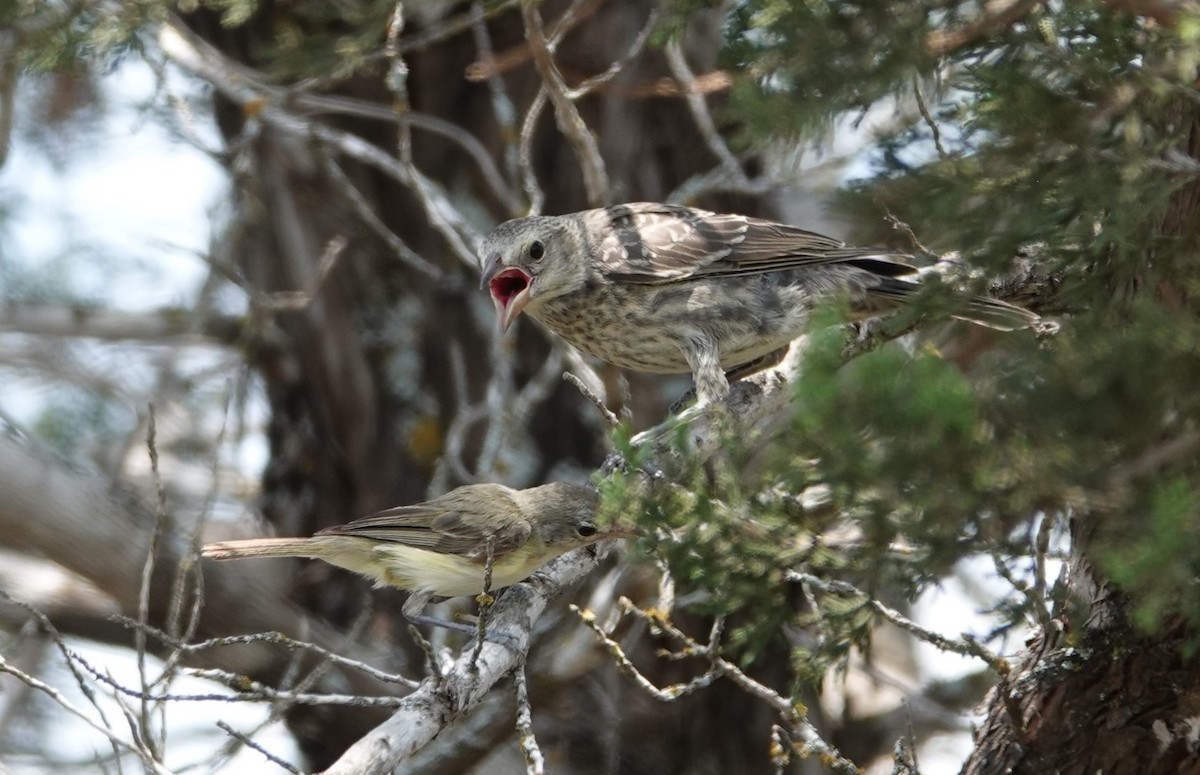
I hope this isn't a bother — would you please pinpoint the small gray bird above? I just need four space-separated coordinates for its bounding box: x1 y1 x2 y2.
479 202 1038 404
202 482 613 619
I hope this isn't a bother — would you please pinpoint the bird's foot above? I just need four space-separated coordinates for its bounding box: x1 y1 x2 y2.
406 613 523 654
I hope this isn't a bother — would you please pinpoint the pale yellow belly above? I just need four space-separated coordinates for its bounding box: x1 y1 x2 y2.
317 538 552 598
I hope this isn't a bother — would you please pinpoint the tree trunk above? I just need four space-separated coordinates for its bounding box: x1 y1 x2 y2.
182 3 794 770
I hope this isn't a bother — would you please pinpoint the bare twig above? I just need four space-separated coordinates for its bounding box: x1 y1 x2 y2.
571 605 722 700
294 91 516 207
664 39 747 186
926 0 1043 56
320 151 449 282
466 0 600 81
575 599 859 774
253 236 348 313
158 18 482 269
514 663 545 775
470 0 522 206
471 535 499 672
568 7 661 99
0 655 174 775
912 75 948 159
520 0 609 206
158 388 234 688
787 572 1008 674
138 404 169 759
216 721 303 774
322 547 606 774
113 618 420 689
517 87 549 214
73 658 406 708
0 302 244 344
563 370 619 431
477 346 564 480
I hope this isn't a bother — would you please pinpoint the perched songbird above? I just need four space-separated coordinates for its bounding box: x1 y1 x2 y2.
479 202 1038 404
202 482 612 619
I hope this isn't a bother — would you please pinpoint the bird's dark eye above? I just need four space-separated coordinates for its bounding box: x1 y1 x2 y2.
529 240 545 261
577 523 597 538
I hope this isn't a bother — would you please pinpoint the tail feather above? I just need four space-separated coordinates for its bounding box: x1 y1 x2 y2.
867 277 1040 332
201 537 320 561
956 295 1042 332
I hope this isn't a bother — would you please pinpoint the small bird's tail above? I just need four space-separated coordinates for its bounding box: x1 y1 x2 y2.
201 537 319 561
868 278 1040 332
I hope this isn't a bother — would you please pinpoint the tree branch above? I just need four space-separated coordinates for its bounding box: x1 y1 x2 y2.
321 546 611 774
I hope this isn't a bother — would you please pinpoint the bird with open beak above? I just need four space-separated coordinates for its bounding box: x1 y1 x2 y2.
479 202 1038 405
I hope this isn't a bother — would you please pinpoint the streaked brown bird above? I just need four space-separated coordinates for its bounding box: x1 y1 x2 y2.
479 202 1038 404
202 482 612 619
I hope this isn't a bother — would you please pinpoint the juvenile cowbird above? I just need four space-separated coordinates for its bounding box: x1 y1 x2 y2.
202 482 612 619
479 202 1038 404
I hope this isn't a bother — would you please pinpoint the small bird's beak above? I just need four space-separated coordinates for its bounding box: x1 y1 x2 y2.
479 251 503 290
480 251 533 333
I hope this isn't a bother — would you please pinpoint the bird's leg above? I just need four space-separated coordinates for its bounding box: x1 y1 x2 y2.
670 334 728 413
670 344 790 413
402 591 486 641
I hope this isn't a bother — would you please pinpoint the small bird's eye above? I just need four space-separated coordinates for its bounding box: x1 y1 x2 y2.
577 523 597 538
529 240 545 261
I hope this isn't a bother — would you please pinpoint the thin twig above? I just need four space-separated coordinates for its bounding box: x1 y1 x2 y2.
582 599 859 774
514 663 545 775
252 236 348 312
787 572 1008 674
138 404 169 760
470 1 522 207
216 721 303 774
0 590 121 752
1032 513 1055 625
912 75 947 159
568 7 661 99
471 535 498 672
664 39 747 185
74 658 406 708
563 370 619 430
926 0 1042 56
294 91 517 207
477 346 563 479
111 618 420 689
618 600 857 773
570 605 721 700
319 150 449 282
518 87 549 214
159 388 235 685
0 656 175 774
520 0 609 206
159 18 482 269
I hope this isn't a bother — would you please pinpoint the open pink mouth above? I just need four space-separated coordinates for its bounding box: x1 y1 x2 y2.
488 268 532 331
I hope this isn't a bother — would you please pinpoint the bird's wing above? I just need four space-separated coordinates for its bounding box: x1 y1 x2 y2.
431 510 533 561
315 492 531 559
584 202 917 284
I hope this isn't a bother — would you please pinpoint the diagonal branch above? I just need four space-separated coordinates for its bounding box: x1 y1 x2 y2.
519 1 609 206
321 546 610 774
926 0 1043 57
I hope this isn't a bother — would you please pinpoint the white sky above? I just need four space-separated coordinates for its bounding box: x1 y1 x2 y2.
4 60 224 310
